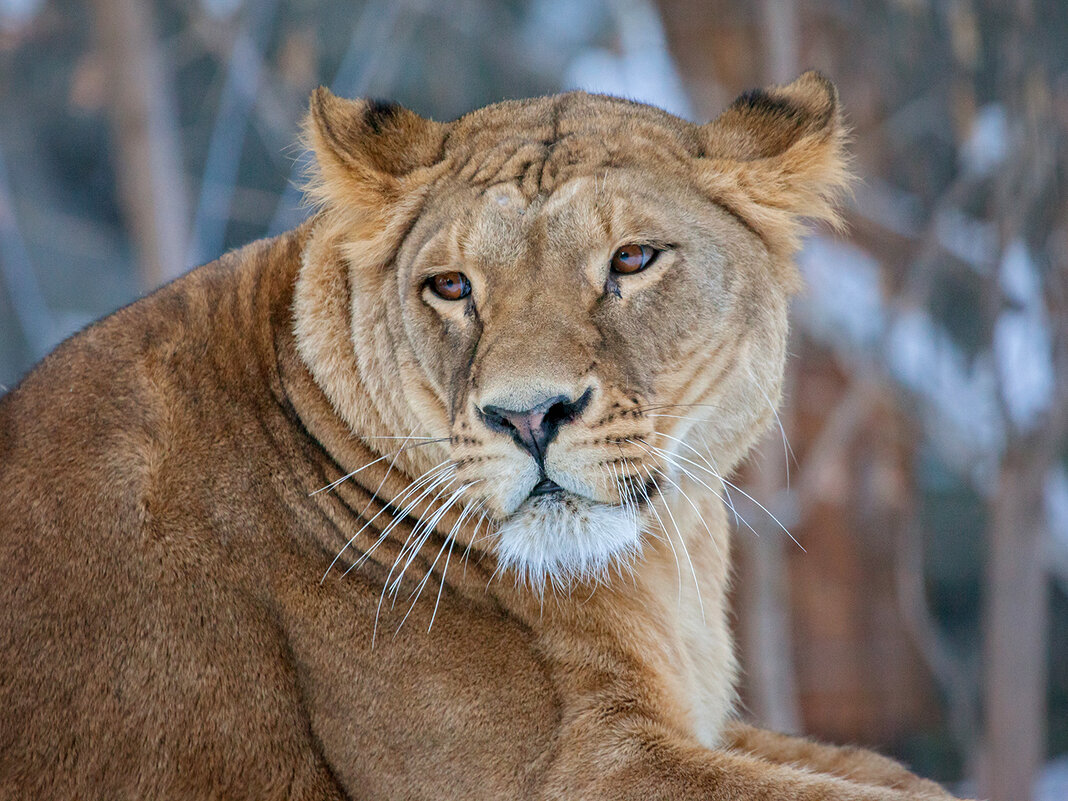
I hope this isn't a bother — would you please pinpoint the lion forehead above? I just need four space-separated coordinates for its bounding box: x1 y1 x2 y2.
434 93 703 198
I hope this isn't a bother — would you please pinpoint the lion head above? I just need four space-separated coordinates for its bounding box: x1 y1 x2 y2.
294 73 848 588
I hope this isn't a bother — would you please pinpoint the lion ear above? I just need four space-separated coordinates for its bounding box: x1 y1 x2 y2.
697 71 851 257
304 87 446 209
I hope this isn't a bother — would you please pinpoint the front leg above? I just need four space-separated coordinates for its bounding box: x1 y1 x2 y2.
543 716 957 801
720 720 962 800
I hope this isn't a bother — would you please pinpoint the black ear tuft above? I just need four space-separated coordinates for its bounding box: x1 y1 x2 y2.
703 71 840 161
364 99 403 134
304 87 447 207
732 89 800 118
694 71 851 261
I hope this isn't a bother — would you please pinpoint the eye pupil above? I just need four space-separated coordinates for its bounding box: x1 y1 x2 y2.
430 272 471 300
610 244 656 274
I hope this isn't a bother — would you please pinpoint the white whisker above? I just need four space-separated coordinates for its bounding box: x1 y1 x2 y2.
646 413 710 423
361 435 445 440
691 426 744 528
311 451 395 496
403 484 484 608
645 432 750 529
648 460 723 559
632 471 683 610
321 458 453 582
632 438 761 540
641 464 704 622
714 472 804 552
339 461 456 576
356 429 420 527
401 484 483 633
310 437 449 496
642 435 803 552
747 369 795 488
461 509 490 577
428 536 455 632
386 477 464 597
371 471 461 645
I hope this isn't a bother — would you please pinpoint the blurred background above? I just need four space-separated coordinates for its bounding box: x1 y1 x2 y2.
1 0 1065 798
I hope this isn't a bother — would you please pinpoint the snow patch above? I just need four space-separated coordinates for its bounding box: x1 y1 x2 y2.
200 0 242 18
562 0 693 119
1036 755 1068 801
886 309 1004 478
795 235 886 353
960 103 1009 176
1044 466 1068 594
526 0 606 47
993 239 1054 432
1000 238 1042 306
0 0 42 32
935 207 997 271
853 179 924 239
994 308 1055 432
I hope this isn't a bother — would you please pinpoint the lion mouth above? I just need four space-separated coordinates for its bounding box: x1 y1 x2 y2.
493 487 644 587
529 477 565 497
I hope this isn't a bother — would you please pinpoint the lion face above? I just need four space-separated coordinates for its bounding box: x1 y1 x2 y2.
395 165 784 586
297 75 848 587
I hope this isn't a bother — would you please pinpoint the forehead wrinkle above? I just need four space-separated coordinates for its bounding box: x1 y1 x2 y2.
590 191 616 255
538 176 586 217
410 223 452 271
446 127 694 204
469 193 531 271
538 182 609 256
397 207 456 282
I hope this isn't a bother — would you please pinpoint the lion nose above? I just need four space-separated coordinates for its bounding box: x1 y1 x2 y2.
479 388 592 464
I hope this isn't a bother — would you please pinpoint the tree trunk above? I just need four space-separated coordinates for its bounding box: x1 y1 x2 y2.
733 0 803 737
981 446 1051 801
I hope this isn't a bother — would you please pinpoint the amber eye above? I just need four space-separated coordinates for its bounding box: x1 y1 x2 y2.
428 271 471 301
610 244 658 274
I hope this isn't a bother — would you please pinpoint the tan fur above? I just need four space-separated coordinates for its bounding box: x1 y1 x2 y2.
0 74 963 799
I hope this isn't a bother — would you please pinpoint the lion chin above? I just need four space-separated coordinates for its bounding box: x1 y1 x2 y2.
493 491 643 589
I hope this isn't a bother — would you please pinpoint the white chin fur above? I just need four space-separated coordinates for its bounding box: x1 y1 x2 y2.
493 493 642 589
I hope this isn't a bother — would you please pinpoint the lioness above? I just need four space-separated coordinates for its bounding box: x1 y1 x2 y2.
0 73 959 800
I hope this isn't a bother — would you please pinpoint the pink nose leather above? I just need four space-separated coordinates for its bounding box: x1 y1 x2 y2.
494 408 550 459
478 388 593 464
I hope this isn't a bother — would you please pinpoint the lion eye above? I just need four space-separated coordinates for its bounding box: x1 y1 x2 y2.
428 272 471 301
610 244 658 274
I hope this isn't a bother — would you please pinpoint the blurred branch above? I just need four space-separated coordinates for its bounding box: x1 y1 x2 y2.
92 0 189 290
183 17 305 170
267 0 415 236
980 39 1065 801
896 517 980 763
187 0 280 266
983 444 1055 801
0 140 54 361
792 378 877 524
